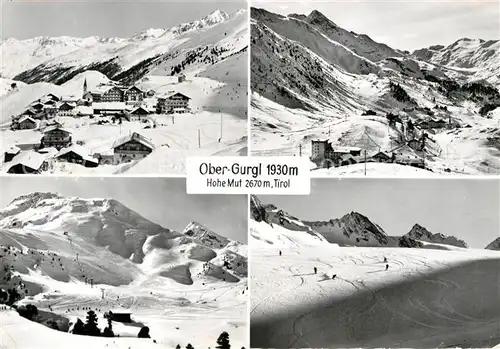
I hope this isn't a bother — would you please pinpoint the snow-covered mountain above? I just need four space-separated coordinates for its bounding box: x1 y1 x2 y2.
306 212 390 246
403 223 468 248
251 7 500 175
0 192 247 284
413 38 500 86
485 237 500 250
1 9 248 85
250 196 471 250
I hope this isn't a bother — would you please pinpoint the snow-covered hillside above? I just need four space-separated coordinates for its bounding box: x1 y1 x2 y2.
250 246 500 348
251 7 500 175
0 192 248 348
485 237 500 250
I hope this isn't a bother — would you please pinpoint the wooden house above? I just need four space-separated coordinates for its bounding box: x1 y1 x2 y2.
104 310 132 323
129 106 150 121
112 132 154 165
4 146 20 163
93 102 127 115
372 151 391 162
18 116 37 130
124 86 144 104
7 151 48 174
55 145 98 168
41 126 72 150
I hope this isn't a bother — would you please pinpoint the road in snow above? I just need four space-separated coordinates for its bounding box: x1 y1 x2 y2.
250 246 500 348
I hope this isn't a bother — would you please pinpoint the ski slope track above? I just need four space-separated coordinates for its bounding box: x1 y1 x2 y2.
0 192 248 348
250 246 500 348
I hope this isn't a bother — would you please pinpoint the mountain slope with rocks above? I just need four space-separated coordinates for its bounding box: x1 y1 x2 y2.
251 7 500 175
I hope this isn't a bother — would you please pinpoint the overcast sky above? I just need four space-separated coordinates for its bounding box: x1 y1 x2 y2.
252 0 499 50
1 0 246 39
263 179 499 249
0 177 247 243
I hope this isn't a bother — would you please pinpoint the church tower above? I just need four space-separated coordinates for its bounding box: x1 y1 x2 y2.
83 78 88 97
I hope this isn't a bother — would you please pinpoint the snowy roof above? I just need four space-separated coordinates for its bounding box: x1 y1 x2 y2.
112 132 154 150
93 102 127 110
18 116 36 124
90 85 121 95
37 147 59 156
8 151 47 171
5 145 21 155
157 91 191 100
332 146 362 153
43 125 71 134
125 86 144 93
55 145 97 163
129 106 150 114
73 106 93 114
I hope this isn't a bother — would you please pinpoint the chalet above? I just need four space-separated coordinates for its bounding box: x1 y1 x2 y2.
101 86 124 102
41 126 72 150
55 145 98 168
112 132 154 164
85 85 124 103
44 93 60 102
124 86 144 104
58 102 76 116
18 116 37 130
157 92 191 114
4 146 20 163
7 151 48 174
128 106 150 121
93 102 127 115
372 151 391 163
104 310 132 323
178 74 186 83
20 108 38 118
146 90 156 97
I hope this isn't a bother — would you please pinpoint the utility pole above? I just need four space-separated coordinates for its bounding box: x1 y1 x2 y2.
220 112 223 141
299 144 302 156
364 150 367 176
76 253 79 262
198 129 201 148
101 288 105 300
172 115 175 125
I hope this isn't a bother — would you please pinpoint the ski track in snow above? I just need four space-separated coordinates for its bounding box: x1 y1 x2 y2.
250 246 500 348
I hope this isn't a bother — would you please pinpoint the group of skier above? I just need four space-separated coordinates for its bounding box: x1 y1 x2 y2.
279 250 390 279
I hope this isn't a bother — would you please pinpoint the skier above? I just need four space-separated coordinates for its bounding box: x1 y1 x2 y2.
279 250 282 256
383 257 387 263
332 274 337 280
313 267 317 274
385 264 389 271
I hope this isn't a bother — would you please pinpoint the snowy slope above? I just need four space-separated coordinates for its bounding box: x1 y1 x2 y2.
485 237 500 250
251 7 500 175
1 9 248 85
0 192 248 348
251 246 500 348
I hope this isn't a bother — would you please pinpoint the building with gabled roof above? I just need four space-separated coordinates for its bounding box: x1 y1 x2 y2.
4 146 21 163
6 151 48 174
41 126 72 150
18 116 37 130
112 132 154 165
157 92 191 114
124 86 144 104
55 145 98 168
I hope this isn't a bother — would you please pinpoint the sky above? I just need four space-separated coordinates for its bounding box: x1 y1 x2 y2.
252 0 500 50
1 0 246 39
0 176 248 243
263 179 500 249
